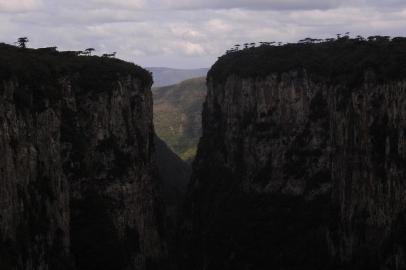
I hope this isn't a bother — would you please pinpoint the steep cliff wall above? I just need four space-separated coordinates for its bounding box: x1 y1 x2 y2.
0 44 166 270
182 38 406 270
0 80 72 270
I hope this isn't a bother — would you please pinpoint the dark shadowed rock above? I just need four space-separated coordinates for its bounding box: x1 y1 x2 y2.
154 136 191 211
181 38 406 270
0 43 167 270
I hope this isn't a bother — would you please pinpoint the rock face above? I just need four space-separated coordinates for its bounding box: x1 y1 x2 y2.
66 76 166 270
0 80 72 269
182 40 406 270
0 44 166 270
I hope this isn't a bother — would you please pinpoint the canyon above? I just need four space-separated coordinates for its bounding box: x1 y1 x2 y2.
1 37 406 270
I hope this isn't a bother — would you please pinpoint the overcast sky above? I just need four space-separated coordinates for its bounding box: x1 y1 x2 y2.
1 0 406 68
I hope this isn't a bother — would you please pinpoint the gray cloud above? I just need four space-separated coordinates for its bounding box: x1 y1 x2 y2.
159 0 345 11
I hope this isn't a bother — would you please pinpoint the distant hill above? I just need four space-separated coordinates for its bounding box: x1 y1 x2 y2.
147 67 208 87
153 76 207 161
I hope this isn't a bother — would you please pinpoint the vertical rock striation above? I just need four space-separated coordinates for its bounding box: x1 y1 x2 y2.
0 80 72 270
65 76 166 270
0 44 166 270
182 39 406 270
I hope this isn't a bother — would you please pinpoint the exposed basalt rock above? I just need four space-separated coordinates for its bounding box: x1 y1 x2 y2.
182 57 406 269
0 44 166 270
0 79 72 270
65 76 166 270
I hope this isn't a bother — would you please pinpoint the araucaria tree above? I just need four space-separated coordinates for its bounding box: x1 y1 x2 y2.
17 37 29 48
84 48 95 55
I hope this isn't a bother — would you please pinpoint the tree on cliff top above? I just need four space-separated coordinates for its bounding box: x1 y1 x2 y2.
17 37 29 48
209 35 406 86
84 48 95 56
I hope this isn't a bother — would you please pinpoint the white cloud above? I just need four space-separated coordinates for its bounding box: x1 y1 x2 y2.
177 41 205 56
0 0 42 12
206 19 232 33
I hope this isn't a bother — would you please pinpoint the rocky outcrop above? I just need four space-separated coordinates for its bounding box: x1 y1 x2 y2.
182 40 406 270
0 44 166 270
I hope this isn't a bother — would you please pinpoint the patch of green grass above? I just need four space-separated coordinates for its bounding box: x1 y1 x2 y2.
179 147 197 162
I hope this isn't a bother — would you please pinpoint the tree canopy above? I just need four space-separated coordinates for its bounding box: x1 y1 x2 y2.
17 37 29 48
